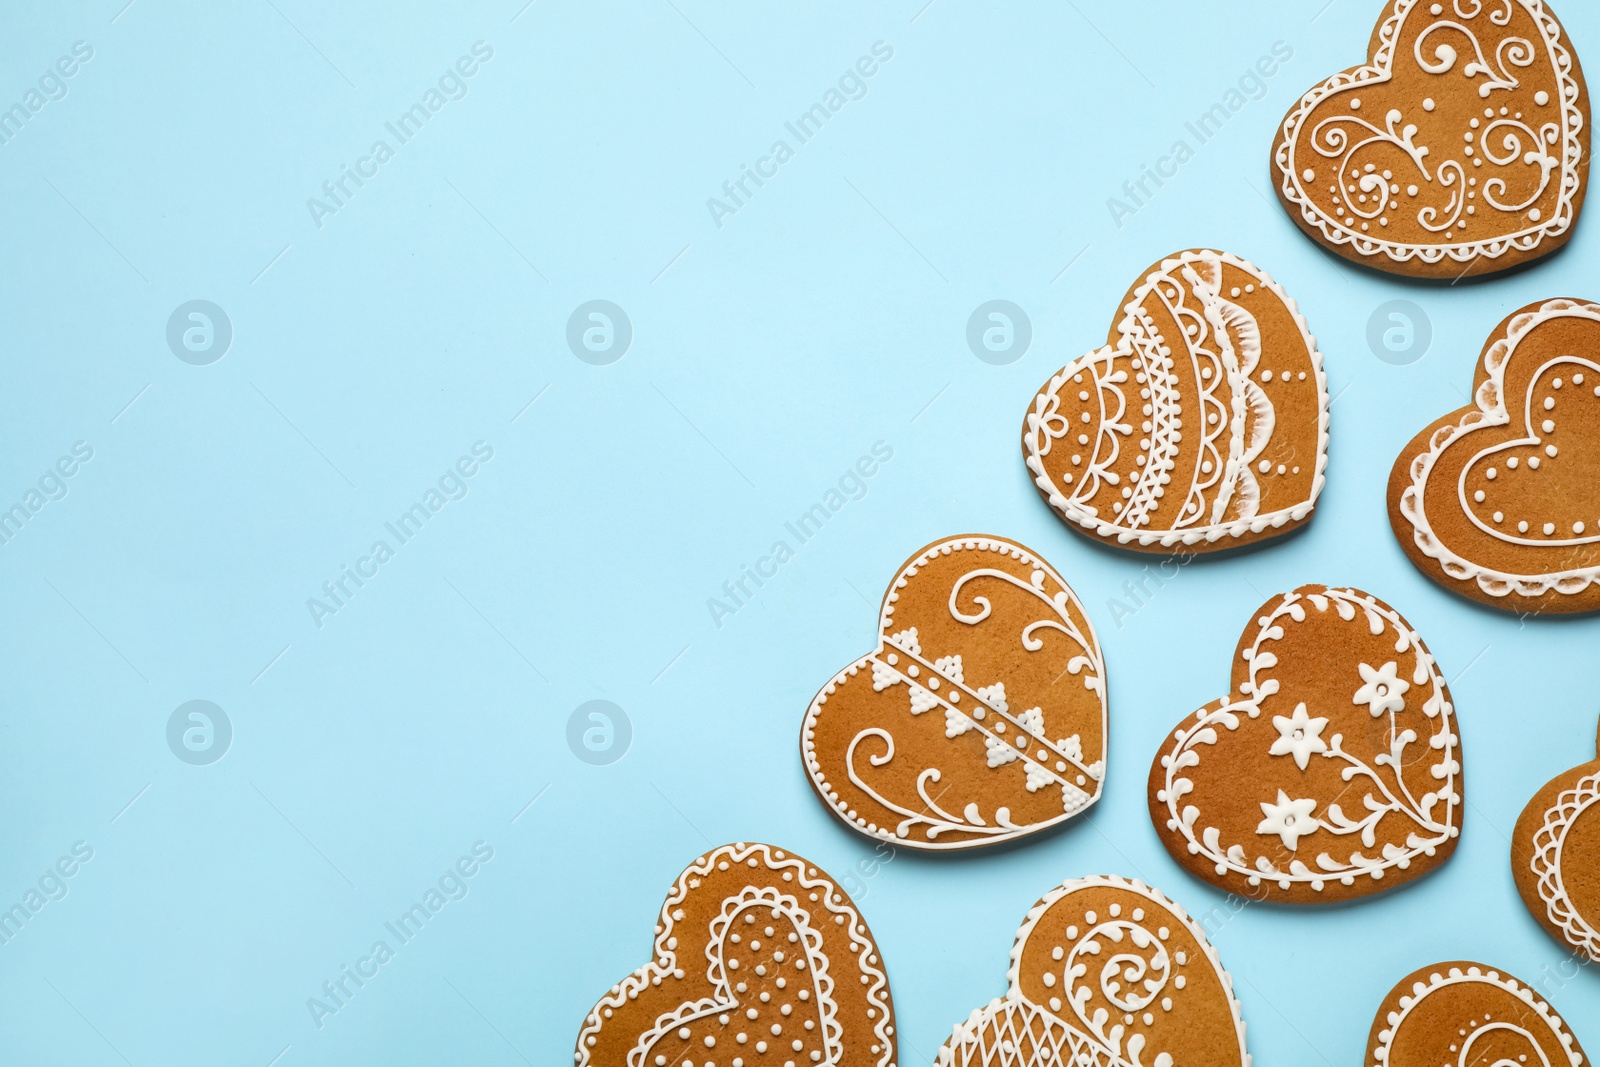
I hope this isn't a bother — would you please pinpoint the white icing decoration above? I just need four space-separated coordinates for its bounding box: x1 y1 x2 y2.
1353 661 1410 716
1398 299 1600 601
1157 588 1461 892
573 842 893 1067
1371 964 1582 1067
1527 766 1600 961
1274 0 1584 267
802 537 1108 851
935 876 1248 1067
1256 790 1319 850
1024 250 1328 548
1268 702 1329 769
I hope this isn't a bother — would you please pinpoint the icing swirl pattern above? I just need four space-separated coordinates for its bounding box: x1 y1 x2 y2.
1273 0 1589 278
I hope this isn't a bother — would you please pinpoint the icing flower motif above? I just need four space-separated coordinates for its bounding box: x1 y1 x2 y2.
1256 790 1318 850
1353 661 1409 717
1268 702 1329 770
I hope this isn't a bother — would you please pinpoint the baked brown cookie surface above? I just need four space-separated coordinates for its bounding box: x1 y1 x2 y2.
574 842 895 1067
936 876 1248 1067
1365 961 1586 1067
1273 0 1589 279
1149 585 1462 903
1388 298 1600 614
801 535 1106 852
1023 249 1327 554
1513 716 1600 962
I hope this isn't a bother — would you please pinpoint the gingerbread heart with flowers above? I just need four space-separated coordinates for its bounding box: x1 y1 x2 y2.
1149 585 1463 904
1390 298 1600 613
575 842 895 1067
801 535 1106 852
1272 0 1590 279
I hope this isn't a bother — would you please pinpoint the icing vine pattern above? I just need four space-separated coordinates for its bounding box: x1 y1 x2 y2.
1158 589 1461 892
1276 0 1585 265
845 563 1105 842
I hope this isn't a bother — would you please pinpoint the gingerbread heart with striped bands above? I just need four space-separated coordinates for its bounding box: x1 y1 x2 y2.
1022 249 1328 554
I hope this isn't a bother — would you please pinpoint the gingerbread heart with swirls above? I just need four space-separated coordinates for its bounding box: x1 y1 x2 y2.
801 535 1106 852
936 876 1248 1067
1512 715 1600 962
1273 0 1590 279
1365 961 1587 1067
1022 249 1328 554
575 842 895 1067
1390 298 1600 613
1149 585 1463 904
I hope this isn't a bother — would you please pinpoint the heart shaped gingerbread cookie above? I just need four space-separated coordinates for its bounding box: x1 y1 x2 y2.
1022 249 1328 553
1365 961 1587 1067
1273 0 1589 279
574 842 895 1067
1513 716 1600 961
1149 585 1463 903
936 876 1248 1067
801 535 1106 852
1389 298 1600 613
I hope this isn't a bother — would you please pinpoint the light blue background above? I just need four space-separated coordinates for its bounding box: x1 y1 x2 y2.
2 1 1598 1063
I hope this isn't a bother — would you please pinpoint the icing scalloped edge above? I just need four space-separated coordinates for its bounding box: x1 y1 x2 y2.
800 535 1108 852
1529 768 1600 962
573 842 896 1067
1273 0 1586 266
1023 250 1329 548
1371 964 1582 1067
1398 298 1600 600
